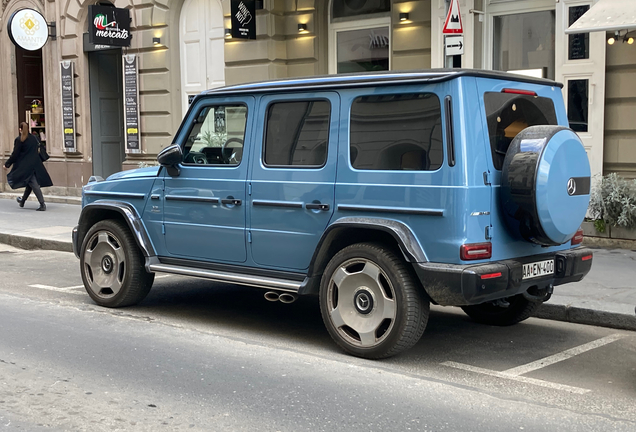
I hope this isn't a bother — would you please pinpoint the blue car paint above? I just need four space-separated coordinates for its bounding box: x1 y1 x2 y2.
248 92 340 271
81 73 585 271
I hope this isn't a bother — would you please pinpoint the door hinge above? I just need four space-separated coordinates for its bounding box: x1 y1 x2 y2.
248 183 252 196
483 171 491 186
162 225 166 235
485 225 492 240
248 231 252 243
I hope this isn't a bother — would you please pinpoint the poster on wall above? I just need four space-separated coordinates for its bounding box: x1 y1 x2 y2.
231 0 256 39
8 9 50 51
123 55 141 154
88 5 132 47
60 61 76 153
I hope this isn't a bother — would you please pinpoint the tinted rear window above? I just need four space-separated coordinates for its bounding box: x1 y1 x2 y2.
484 92 558 170
350 93 443 171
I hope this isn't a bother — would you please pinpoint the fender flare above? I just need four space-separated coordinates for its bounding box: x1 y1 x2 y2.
74 200 157 259
308 217 428 275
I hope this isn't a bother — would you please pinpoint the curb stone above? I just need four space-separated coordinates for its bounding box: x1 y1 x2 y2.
536 303 636 331
0 192 81 205
0 233 73 253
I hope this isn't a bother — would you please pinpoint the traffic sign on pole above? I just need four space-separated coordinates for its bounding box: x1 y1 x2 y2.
442 0 463 34
445 35 464 56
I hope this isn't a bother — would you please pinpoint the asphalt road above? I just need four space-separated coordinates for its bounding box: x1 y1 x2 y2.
0 244 635 431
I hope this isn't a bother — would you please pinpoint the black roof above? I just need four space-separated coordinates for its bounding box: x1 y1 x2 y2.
202 69 563 97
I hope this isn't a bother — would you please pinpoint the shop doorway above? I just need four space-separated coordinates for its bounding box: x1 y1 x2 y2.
89 50 124 178
328 0 391 74
179 0 225 116
15 46 44 130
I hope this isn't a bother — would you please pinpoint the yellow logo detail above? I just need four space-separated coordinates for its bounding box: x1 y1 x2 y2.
127 128 138 134
19 12 40 36
64 128 74 134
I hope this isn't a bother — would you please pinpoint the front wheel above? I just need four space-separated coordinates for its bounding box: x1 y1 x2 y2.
319 243 429 359
80 219 154 307
461 294 540 326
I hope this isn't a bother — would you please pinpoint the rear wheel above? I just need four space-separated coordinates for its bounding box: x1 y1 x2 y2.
80 219 154 307
319 243 429 359
461 294 540 326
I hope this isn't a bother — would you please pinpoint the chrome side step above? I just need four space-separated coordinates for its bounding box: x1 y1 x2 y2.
148 263 302 293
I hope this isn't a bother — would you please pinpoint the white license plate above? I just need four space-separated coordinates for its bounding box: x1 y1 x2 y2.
522 259 555 280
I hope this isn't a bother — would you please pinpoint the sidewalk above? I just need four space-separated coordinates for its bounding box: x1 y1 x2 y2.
0 199 634 331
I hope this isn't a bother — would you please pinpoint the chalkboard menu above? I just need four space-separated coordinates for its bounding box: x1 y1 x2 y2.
60 61 76 152
123 55 140 154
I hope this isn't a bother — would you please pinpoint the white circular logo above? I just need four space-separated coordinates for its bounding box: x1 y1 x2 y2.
9 9 49 51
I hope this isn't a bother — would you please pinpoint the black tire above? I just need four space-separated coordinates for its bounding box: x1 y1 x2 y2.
461 294 540 326
319 242 429 359
80 219 154 308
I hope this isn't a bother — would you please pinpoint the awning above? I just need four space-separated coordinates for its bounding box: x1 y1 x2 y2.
566 0 636 34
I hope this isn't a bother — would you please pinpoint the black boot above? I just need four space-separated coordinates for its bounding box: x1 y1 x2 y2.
16 197 25 208
36 203 46 212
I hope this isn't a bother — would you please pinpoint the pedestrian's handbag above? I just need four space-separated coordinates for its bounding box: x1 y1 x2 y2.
39 143 50 162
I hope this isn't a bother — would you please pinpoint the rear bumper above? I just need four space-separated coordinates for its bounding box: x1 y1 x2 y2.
414 247 593 306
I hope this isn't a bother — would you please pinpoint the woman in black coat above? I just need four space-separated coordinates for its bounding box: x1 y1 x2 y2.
3 122 53 211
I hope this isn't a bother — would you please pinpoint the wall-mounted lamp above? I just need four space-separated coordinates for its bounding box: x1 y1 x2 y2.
628 37 634 45
607 36 615 45
298 23 308 33
225 28 232 39
153 37 161 45
399 13 409 22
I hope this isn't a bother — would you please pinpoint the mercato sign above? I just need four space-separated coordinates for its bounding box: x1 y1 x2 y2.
88 5 131 47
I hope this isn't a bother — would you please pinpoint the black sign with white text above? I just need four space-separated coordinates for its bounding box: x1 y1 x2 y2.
123 55 141 154
231 0 256 39
60 61 76 152
88 5 131 47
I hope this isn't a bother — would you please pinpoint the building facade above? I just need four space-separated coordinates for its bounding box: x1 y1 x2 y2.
1 0 634 195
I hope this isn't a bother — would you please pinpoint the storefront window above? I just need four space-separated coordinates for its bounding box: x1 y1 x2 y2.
493 11 555 79
567 79 589 132
333 0 390 19
337 26 389 73
568 6 590 60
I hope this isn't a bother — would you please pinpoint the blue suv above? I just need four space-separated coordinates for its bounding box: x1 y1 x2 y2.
73 70 593 359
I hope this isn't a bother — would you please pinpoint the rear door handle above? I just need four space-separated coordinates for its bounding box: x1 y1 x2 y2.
306 203 330 211
221 198 242 206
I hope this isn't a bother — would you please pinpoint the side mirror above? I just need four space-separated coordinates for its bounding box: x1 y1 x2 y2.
157 144 182 177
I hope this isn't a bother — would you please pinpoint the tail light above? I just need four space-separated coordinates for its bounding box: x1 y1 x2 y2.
571 228 584 245
460 242 492 261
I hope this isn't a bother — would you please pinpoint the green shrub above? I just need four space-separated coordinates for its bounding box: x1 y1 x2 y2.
588 173 636 229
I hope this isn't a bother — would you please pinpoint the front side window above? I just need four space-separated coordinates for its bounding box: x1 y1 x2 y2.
264 100 331 167
183 105 247 166
350 93 443 171
484 92 558 170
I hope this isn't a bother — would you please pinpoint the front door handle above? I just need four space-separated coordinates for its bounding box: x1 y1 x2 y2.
306 203 330 211
221 198 242 206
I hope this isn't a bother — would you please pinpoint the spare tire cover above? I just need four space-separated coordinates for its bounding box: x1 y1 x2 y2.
501 125 591 246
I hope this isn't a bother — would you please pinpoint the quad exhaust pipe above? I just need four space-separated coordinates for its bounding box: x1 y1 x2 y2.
264 291 298 304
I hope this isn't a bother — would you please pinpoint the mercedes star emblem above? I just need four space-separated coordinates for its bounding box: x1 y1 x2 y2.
567 178 576 196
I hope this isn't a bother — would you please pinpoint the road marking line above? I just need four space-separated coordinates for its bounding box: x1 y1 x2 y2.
29 284 85 295
442 334 625 394
503 334 625 377
442 361 590 394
